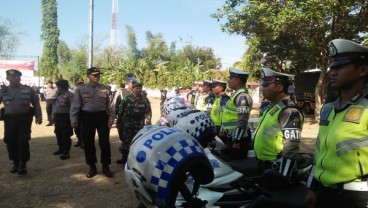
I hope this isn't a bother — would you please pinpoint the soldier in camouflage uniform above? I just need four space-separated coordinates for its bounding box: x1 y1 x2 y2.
117 82 152 164
0 69 42 175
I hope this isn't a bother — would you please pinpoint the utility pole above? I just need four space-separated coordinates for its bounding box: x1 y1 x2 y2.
88 0 94 68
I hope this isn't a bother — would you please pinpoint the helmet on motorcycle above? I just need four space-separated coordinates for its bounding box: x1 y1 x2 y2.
174 110 216 148
125 126 214 208
162 96 187 117
165 106 192 127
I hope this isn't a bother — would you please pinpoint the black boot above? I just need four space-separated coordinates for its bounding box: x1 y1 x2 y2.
74 141 81 147
102 165 113 178
59 152 70 160
116 153 128 164
10 161 19 173
53 149 62 155
18 162 27 175
86 164 97 178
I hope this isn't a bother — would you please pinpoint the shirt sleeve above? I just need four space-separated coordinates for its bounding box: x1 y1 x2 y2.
70 88 82 123
233 92 253 141
279 107 304 159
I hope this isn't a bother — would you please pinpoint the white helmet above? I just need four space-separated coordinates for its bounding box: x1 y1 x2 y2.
125 126 213 208
162 96 187 117
174 110 216 148
165 106 192 127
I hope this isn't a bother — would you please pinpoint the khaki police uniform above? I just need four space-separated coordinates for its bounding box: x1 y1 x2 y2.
0 69 42 175
307 39 368 208
254 68 304 183
70 67 115 178
44 81 58 125
52 80 74 159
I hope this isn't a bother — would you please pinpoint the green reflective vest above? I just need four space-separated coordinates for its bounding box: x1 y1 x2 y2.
254 103 283 161
221 88 246 130
314 101 368 186
210 96 222 127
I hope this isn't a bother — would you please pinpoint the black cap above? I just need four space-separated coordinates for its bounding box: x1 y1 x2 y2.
6 69 22 76
55 80 69 89
87 67 102 75
328 39 368 68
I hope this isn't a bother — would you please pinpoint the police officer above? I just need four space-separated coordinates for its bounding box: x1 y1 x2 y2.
253 68 304 189
305 39 368 208
73 78 84 148
44 80 58 126
194 79 215 114
116 82 152 165
52 80 74 160
220 68 253 159
0 69 42 175
70 67 115 178
210 79 230 137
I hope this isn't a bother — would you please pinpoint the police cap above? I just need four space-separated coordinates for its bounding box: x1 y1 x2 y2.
202 79 212 87
261 68 294 86
328 39 368 68
6 69 22 77
229 67 249 80
87 67 102 75
75 78 84 84
55 80 69 90
211 79 227 89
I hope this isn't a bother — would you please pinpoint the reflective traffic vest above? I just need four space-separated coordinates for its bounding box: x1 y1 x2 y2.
221 88 246 130
314 100 368 186
210 96 222 127
254 103 284 161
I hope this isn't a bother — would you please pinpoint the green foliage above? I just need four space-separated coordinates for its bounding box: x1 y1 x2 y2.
39 0 60 81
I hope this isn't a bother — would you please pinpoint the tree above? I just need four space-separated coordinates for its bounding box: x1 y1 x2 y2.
0 18 20 59
39 0 60 81
212 0 368 119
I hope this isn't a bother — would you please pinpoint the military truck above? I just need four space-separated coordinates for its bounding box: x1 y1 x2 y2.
294 70 338 114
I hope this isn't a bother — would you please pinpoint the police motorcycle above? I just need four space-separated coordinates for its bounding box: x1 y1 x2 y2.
126 105 313 207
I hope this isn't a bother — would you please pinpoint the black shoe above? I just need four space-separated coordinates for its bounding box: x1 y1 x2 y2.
10 163 19 173
74 142 81 147
59 153 70 160
80 145 84 149
86 165 97 178
18 162 27 175
46 122 53 126
53 149 62 155
102 166 113 178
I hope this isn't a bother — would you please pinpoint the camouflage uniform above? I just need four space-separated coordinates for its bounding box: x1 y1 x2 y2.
117 93 152 163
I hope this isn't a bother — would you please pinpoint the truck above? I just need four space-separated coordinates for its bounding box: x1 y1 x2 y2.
294 70 338 114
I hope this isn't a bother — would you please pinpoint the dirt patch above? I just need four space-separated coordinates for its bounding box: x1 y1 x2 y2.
0 97 318 208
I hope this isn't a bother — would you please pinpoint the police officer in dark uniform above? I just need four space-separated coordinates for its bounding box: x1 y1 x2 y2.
44 80 58 126
52 80 74 160
253 68 304 190
220 68 253 159
305 39 368 208
70 67 115 178
0 69 42 175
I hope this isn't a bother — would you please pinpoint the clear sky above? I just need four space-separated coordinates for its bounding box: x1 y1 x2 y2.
0 0 246 68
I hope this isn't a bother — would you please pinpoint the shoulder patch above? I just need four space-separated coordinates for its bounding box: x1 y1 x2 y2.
269 105 280 116
343 107 363 124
